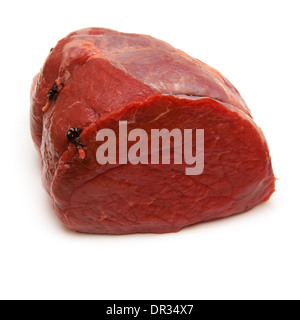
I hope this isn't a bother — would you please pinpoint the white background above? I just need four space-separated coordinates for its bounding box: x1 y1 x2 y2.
0 0 299 300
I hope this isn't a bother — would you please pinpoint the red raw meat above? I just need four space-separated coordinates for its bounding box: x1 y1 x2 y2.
30 28 275 234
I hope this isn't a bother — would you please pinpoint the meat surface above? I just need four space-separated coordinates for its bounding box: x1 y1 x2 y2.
30 28 275 234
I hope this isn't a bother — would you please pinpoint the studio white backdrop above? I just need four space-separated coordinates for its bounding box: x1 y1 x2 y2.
0 0 299 300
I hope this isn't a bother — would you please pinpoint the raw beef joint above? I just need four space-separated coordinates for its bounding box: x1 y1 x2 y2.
30 28 275 234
